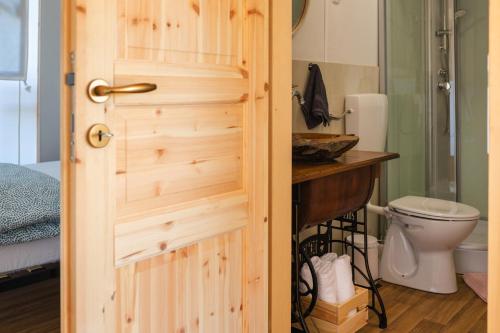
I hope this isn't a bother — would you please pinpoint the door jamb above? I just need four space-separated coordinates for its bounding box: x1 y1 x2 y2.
60 0 73 332
270 0 292 332
489 1 500 332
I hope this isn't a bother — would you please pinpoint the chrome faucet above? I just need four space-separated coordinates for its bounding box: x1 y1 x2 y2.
292 85 305 105
438 81 451 95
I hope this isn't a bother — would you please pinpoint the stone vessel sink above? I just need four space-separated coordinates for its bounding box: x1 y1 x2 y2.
292 133 359 162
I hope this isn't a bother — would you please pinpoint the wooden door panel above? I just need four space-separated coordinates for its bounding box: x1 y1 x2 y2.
117 0 243 66
114 104 245 213
115 194 248 266
112 0 253 271
116 230 243 332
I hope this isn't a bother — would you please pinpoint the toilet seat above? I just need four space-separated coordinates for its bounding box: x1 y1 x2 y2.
389 196 480 222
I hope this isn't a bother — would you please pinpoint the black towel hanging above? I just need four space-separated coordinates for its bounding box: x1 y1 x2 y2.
300 63 331 129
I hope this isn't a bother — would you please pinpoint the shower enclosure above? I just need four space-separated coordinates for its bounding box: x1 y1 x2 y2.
383 0 489 228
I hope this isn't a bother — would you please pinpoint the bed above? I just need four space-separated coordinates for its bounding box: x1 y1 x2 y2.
0 161 60 277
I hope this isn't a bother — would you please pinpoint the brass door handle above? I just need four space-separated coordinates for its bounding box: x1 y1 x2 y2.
88 79 157 103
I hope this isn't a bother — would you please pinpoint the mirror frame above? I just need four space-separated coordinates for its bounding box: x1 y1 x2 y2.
292 0 308 35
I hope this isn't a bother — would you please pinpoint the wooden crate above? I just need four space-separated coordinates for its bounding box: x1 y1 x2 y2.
300 287 369 333
304 309 368 333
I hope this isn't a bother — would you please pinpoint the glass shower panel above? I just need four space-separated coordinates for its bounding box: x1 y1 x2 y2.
386 0 427 202
456 0 488 218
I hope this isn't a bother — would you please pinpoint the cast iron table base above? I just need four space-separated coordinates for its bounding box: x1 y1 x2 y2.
291 207 388 332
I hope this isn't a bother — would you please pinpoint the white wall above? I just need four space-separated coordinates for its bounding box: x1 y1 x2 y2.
293 0 379 66
39 0 61 163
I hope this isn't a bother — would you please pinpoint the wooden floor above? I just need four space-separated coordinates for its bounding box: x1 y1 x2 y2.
0 278 59 333
0 276 486 333
360 276 487 333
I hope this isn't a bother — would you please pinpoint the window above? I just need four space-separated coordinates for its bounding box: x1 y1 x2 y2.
0 0 28 80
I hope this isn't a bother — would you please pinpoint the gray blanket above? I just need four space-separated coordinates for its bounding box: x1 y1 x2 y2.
0 163 60 246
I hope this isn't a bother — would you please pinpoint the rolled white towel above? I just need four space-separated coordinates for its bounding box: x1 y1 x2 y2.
299 256 322 293
334 255 356 303
317 260 337 303
321 252 338 263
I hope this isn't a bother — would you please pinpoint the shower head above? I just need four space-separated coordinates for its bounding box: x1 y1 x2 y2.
455 9 467 20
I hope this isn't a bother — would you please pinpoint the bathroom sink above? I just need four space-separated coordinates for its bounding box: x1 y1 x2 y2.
292 133 359 162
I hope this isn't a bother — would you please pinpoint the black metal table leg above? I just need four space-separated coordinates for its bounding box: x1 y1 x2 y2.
361 207 387 329
291 185 311 333
291 203 388 330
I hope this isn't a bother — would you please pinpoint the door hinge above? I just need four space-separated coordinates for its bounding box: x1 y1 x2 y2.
65 72 75 86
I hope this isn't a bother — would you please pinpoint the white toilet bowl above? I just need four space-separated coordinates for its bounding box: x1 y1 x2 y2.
380 196 479 294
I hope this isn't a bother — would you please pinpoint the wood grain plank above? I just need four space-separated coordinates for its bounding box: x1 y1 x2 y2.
410 319 444 333
0 279 60 333
440 297 487 333
269 0 292 331
359 280 487 333
293 151 399 184
71 0 117 331
116 231 243 333
117 0 243 65
115 195 248 266
114 74 249 106
470 312 488 333
244 0 269 331
424 278 475 325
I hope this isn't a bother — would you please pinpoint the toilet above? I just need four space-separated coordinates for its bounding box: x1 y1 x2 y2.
454 220 488 274
380 196 478 293
345 94 480 294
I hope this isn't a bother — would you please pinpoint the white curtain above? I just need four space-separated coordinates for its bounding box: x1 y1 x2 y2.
0 0 28 80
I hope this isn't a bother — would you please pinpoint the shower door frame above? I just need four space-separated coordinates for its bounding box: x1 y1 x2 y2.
424 0 459 203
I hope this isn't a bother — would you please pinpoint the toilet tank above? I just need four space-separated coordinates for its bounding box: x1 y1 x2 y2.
345 94 388 152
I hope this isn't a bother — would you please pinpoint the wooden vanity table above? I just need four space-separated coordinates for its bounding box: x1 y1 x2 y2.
292 150 399 332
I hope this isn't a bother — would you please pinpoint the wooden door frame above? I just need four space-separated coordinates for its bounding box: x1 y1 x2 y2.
489 1 499 332
56 0 500 332
60 0 292 332
60 0 73 332
270 0 292 332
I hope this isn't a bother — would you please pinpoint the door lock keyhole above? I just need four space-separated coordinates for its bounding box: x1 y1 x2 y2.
87 124 114 148
98 130 114 142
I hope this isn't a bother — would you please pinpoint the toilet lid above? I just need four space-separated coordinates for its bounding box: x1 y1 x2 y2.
389 196 480 221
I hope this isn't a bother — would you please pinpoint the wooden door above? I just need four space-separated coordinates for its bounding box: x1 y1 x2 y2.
62 0 269 332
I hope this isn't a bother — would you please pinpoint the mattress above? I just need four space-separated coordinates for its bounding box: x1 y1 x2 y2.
0 236 60 274
0 161 61 274
24 161 61 181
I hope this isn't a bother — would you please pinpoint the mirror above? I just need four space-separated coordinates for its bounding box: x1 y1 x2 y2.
292 0 308 34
